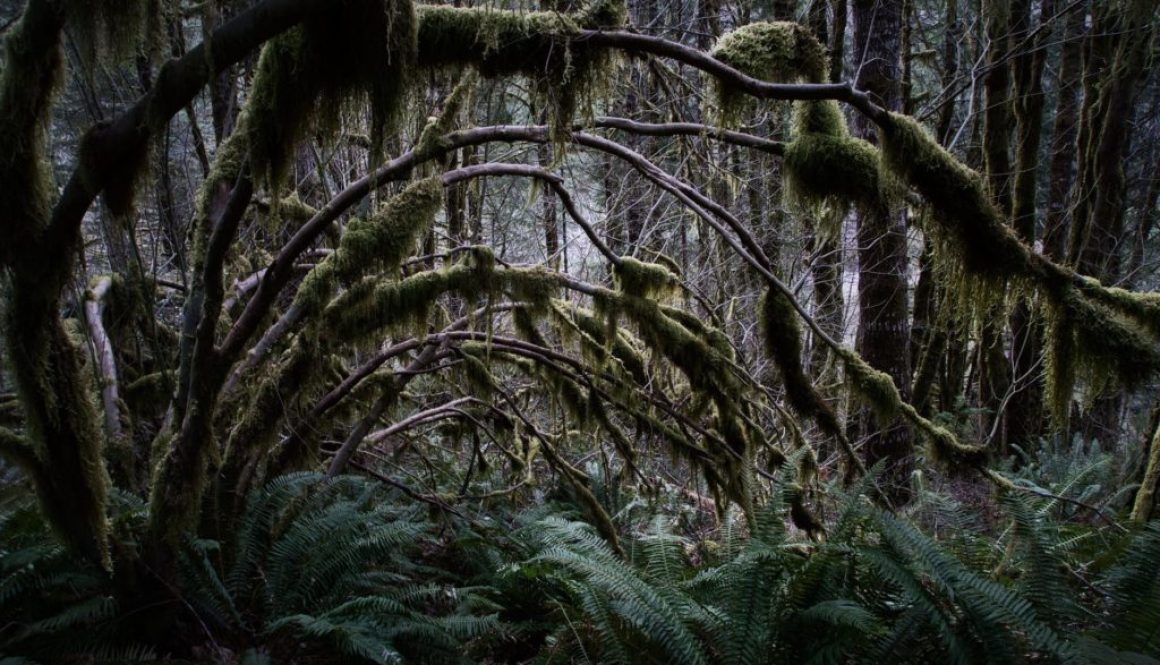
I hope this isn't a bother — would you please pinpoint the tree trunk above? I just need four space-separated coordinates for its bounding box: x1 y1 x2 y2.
852 0 913 506
1042 4 1084 262
1004 0 1052 451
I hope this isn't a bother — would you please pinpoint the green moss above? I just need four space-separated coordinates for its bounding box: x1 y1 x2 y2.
878 112 1036 280
879 111 1160 415
415 2 622 139
612 257 679 299
712 21 826 82
783 132 882 236
458 344 499 395
709 21 827 123
1063 291 1160 398
758 289 843 442
501 267 560 312
326 259 491 344
663 306 735 362
190 112 251 271
67 0 165 68
248 0 417 188
837 347 902 423
219 340 319 501
415 69 479 160
296 177 443 315
1077 283 1160 340
554 304 648 384
792 99 847 136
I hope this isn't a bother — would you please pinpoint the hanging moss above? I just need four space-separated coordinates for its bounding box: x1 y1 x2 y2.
758 289 843 442
67 0 166 69
502 266 559 313
188 111 252 274
415 1 623 139
1062 291 1160 398
296 177 443 315
415 69 479 160
457 344 499 396
612 256 680 299
248 0 417 188
1077 283 1160 340
878 113 1037 282
836 347 902 424
878 111 1160 420
219 339 320 505
561 305 648 384
663 306 736 362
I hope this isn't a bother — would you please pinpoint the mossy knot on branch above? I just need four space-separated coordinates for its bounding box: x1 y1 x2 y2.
783 131 883 238
711 22 827 83
709 21 827 124
248 0 417 189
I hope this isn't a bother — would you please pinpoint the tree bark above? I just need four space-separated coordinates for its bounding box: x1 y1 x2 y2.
1004 0 1052 451
852 0 913 505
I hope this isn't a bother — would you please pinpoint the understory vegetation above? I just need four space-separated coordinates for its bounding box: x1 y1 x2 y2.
1 0 1158 662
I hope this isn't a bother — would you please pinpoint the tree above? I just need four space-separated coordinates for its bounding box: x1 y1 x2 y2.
1 0 1158 656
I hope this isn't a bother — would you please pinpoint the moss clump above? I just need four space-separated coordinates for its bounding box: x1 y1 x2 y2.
296 177 443 315
758 289 843 442
783 132 883 237
248 0 417 188
710 21 827 123
612 257 679 299
712 21 826 83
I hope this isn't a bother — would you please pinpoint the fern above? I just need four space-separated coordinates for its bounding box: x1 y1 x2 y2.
1094 522 1160 657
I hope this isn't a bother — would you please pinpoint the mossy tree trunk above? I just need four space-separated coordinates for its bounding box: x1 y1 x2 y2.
1131 411 1160 525
0 0 110 567
852 0 913 505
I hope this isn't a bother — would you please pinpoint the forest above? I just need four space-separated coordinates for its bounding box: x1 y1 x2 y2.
0 0 1158 662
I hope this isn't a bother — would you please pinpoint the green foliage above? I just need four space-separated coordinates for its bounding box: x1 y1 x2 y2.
186 472 497 663
511 484 1127 665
